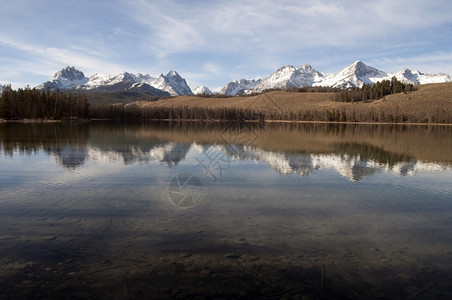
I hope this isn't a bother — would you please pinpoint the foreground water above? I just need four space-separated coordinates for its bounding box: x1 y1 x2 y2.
0 121 451 299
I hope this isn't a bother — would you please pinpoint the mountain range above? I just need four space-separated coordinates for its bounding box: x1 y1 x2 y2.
222 60 451 95
34 61 451 97
37 67 192 97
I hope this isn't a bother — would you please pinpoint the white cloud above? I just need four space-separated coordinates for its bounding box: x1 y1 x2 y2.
121 0 452 56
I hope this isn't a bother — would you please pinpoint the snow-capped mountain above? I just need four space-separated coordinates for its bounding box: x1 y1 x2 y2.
193 85 213 95
219 79 262 95
151 70 193 96
37 67 193 96
320 61 451 88
221 61 451 95
252 64 325 93
390 68 451 85
38 66 89 90
320 60 389 89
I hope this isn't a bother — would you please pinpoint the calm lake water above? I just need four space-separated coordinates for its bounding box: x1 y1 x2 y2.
1 121 451 299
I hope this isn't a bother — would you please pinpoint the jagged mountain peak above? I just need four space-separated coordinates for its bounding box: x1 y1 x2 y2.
219 78 261 95
165 70 180 77
252 65 312 93
344 60 385 77
54 66 87 81
153 70 193 96
276 65 297 72
299 63 316 72
117 72 136 82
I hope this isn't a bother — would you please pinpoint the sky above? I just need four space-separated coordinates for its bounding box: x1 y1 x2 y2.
1 0 451 91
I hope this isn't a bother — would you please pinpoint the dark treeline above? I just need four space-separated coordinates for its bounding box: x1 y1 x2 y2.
89 103 266 123
333 77 416 102
265 107 452 123
0 85 89 119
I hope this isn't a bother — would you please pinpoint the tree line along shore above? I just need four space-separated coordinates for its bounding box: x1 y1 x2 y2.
1 79 451 124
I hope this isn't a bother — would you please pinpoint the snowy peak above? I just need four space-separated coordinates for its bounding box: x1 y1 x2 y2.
219 78 262 95
321 61 388 88
193 85 213 95
166 70 178 77
252 64 328 93
53 66 87 82
152 70 193 96
252 65 307 93
349 60 385 77
39 66 89 90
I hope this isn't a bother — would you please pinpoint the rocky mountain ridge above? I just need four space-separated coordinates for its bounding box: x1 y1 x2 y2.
37 67 192 96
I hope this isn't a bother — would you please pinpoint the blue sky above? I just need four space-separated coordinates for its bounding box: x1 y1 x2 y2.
1 0 451 91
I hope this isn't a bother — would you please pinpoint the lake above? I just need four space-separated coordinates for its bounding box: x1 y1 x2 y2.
1 121 451 299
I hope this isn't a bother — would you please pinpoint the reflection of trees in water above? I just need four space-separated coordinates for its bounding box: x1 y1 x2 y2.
0 122 90 169
0 122 450 177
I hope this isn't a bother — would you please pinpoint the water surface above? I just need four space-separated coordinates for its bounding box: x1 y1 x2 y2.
1 121 451 299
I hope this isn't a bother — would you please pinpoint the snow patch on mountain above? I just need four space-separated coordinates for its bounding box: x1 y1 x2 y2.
219 79 262 95
193 85 213 95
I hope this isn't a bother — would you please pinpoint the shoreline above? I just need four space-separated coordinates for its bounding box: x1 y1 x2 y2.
1 118 452 126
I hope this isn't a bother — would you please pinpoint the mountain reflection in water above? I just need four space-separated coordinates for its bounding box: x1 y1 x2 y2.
1 121 450 181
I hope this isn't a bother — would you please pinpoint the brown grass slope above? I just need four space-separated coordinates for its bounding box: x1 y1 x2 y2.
133 82 452 123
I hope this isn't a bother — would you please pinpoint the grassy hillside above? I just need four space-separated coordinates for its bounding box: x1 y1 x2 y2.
133 83 452 123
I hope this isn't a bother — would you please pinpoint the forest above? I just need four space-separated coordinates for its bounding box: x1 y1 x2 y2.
0 85 89 119
333 77 416 102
